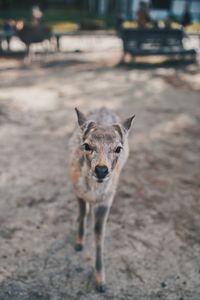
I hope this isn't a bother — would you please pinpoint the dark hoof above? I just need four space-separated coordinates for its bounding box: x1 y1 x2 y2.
74 243 83 251
96 283 106 293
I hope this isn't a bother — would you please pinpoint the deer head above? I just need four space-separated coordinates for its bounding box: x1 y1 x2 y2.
75 108 134 183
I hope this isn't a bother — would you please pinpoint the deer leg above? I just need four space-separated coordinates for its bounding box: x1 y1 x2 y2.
94 205 109 293
75 198 87 251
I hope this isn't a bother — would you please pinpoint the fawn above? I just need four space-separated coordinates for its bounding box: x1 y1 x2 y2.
69 107 134 292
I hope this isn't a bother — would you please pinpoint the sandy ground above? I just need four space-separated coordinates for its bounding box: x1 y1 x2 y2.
0 36 200 300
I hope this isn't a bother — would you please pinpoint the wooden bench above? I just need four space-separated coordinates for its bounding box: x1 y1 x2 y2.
121 28 196 61
0 26 52 53
0 30 76 52
17 25 52 51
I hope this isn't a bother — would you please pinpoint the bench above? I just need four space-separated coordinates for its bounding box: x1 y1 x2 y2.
121 28 196 60
0 30 75 52
0 31 15 51
0 26 52 49
0 26 54 57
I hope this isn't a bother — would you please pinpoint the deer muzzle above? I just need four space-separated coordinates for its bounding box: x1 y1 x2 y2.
95 165 109 180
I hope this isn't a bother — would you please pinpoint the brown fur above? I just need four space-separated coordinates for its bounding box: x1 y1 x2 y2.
69 107 134 292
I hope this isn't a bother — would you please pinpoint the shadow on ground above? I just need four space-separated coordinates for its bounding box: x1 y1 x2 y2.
0 47 200 300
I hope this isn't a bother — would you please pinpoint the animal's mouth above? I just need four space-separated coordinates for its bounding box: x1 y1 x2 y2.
97 179 103 183
93 175 109 183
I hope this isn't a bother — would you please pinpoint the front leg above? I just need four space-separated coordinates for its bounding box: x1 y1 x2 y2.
75 198 87 251
94 205 110 293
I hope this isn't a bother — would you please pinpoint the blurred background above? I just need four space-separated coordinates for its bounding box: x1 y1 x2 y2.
0 1 200 300
0 0 200 31
0 0 200 54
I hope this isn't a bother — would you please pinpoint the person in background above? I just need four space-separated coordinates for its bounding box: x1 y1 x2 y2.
137 1 150 28
3 19 15 50
115 13 125 35
31 5 43 26
181 2 192 27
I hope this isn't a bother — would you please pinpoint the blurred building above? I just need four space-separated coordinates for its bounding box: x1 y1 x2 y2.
65 0 200 22
118 0 200 22
71 0 200 22
1 0 199 22
172 0 200 22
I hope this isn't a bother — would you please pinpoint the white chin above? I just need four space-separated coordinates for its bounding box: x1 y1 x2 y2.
93 176 109 183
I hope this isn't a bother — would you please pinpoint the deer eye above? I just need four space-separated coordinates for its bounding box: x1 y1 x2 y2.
115 146 122 154
83 143 92 151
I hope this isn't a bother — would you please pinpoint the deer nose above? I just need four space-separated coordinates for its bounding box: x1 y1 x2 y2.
95 165 109 179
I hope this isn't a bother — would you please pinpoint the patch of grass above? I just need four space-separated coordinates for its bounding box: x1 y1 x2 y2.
122 21 182 29
122 20 200 32
51 22 79 32
186 23 200 32
122 21 138 29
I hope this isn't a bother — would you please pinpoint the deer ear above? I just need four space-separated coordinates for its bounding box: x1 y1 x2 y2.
75 107 88 127
122 115 135 131
113 124 124 140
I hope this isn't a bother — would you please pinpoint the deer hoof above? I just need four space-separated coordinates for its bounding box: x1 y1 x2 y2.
74 243 83 251
96 283 106 293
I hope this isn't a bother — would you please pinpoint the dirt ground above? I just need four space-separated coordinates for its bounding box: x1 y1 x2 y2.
0 38 200 300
